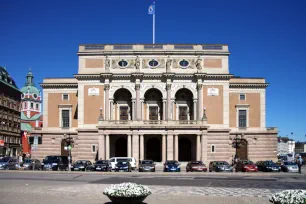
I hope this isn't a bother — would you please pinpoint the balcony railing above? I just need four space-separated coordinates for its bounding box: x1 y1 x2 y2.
99 120 206 126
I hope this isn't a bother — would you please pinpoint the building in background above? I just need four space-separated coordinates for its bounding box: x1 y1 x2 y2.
0 66 22 156
295 142 306 154
288 139 295 154
32 44 278 164
20 70 43 156
277 136 295 156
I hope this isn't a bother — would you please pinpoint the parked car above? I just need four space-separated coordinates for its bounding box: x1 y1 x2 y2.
186 161 207 172
139 160 155 172
71 160 92 171
256 160 281 172
163 160 181 172
235 160 258 172
42 156 69 171
209 161 233 172
89 160 111 172
22 159 42 170
109 157 136 170
0 157 20 170
115 161 131 172
281 161 299 173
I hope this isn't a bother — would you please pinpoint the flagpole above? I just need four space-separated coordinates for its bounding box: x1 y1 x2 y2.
153 2 155 44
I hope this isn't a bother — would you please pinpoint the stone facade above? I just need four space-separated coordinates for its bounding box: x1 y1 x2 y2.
32 44 278 164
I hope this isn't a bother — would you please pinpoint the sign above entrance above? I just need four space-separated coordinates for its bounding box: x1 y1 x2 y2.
88 87 99 96
208 88 219 96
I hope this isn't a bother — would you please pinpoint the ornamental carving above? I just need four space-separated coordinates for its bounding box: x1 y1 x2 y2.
140 84 166 98
172 59 196 69
171 84 197 98
142 59 165 69
110 84 136 98
111 59 135 69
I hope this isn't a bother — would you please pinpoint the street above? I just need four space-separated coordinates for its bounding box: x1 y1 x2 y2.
0 170 305 204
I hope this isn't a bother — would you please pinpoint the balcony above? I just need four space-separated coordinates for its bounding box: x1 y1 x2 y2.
97 120 208 129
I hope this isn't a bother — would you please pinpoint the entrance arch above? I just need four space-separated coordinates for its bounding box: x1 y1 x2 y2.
114 88 132 120
175 88 194 120
179 138 192 161
144 89 163 120
146 138 161 162
237 139 248 160
115 137 127 157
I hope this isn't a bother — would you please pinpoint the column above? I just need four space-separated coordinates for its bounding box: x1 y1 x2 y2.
140 135 144 160
132 134 139 161
162 100 166 121
128 135 132 157
174 135 178 161
193 100 197 121
110 100 114 120
105 84 110 120
106 134 110 159
197 134 201 161
162 134 166 162
132 100 135 120
98 134 105 160
136 84 141 120
167 134 173 160
166 84 171 120
197 84 203 120
201 133 207 163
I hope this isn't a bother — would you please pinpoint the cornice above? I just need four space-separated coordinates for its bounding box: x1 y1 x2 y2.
229 83 269 89
40 83 78 89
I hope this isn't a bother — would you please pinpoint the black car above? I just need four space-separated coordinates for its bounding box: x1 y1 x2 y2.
209 161 233 172
257 160 281 172
115 161 131 172
42 156 69 171
139 160 155 172
91 160 111 172
71 160 92 171
163 160 181 172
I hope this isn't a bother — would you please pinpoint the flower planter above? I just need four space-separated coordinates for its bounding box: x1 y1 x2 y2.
106 195 148 204
103 183 151 204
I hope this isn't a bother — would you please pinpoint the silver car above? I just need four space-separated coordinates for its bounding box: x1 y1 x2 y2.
0 157 20 170
281 161 299 173
22 159 42 170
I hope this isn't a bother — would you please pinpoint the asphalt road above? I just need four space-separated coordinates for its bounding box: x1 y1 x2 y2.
1 171 305 204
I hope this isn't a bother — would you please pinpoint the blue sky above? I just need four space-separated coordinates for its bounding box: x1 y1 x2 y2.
1 0 305 141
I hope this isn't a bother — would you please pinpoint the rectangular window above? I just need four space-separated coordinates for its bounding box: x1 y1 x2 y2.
119 106 128 120
36 104 39 110
25 102 27 109
61 110 70 128
92 145 96 153
239 94 246 100
149 106 158 120
62 94 69 100
238 110 247 128
179 107 188 120
211 145 215 153
31 103 34 109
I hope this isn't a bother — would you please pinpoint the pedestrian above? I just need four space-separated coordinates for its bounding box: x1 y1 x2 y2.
297 156 303 174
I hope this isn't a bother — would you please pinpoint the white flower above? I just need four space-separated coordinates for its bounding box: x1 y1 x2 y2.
103 182 152 198
269 190 306 204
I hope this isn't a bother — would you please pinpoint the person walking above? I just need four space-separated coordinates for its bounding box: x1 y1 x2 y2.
297 156 303 174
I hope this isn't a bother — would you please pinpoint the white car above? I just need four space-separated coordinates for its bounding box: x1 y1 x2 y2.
109 157 136 170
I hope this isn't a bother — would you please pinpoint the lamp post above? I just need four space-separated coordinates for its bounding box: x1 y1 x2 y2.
232 134 242 162
63 133 73 171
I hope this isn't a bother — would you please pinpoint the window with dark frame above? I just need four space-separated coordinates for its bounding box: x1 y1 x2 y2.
63 94 69 100
238 110 247 128
211 145 215 152
61 110 70 128
36 104 39 110
31 103 34 109
240 94 246 100
92 145 96 153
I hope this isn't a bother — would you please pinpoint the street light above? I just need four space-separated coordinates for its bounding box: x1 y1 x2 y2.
63 133 74 171
232 134 243 162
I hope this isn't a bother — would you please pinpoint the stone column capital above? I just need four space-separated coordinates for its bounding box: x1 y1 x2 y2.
104 84 110 90
197 84 203 90
166 84 172 90
135 84 141 90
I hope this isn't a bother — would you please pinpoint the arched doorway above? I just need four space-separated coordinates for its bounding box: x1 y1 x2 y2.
237 139 248 160
115 137 127 157
144 89 163 120
146 138 161 162
179 138 192 161
114 88 132 120
175 88 194 120
61 140 69 157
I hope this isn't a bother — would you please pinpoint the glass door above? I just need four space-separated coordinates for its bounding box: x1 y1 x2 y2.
149 106 158 120
179 107 188 120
